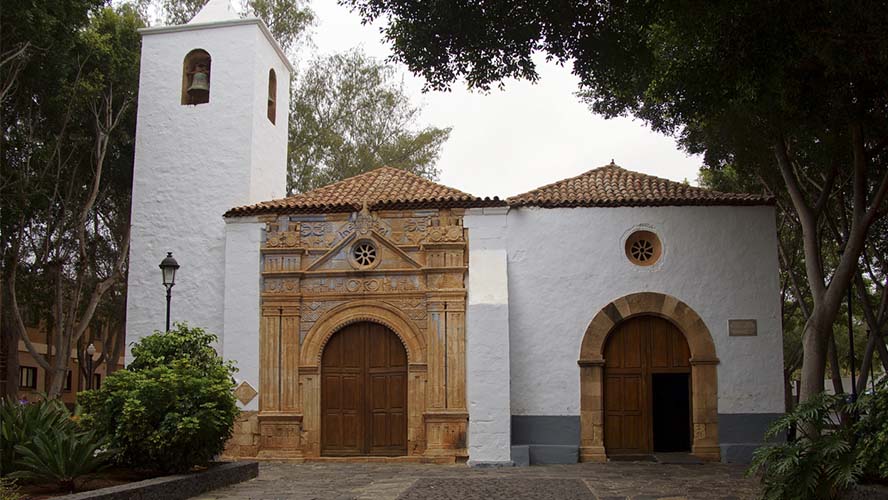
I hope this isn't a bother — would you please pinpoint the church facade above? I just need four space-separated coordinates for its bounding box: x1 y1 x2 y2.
126 1 784 466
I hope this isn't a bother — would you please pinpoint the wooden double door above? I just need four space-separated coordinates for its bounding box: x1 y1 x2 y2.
604 316 692 457
321 322 407 456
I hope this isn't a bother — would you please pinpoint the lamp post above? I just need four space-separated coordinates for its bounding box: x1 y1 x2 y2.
159 252 180 332
86 343 96 390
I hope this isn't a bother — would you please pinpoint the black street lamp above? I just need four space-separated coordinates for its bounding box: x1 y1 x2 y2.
159 252 180 331
85 343 96 390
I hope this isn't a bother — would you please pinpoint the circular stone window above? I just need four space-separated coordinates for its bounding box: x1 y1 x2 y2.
625 230 662 266
350 240 378 269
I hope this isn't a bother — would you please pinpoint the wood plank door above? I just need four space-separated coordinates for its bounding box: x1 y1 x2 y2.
366 323 408 455
321 322 407 456
604 316 649 455
603 316 691 457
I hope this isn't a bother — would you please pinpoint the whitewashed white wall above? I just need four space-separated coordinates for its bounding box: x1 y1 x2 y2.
505 205 784 416
465 207 512 465
126 20 289 363
222 218 264 410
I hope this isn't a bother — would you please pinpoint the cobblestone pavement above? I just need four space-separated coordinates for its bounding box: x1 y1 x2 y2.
193 461 759 500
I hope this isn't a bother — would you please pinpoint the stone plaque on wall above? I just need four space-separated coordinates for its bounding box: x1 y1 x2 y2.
728 319 757 337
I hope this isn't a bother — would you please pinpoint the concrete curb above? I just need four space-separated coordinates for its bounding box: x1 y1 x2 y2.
57 461 259 500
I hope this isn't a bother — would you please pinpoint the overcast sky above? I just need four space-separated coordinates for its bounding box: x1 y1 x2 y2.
302 3 704 199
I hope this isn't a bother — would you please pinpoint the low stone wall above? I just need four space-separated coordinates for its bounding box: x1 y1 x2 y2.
57 461 258 500
223 410 261 458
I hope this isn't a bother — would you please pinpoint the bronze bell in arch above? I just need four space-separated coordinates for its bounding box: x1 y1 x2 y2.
187 62 210 97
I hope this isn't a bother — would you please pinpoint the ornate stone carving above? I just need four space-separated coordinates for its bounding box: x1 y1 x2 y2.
339 204 390 239
301 300 329 323
386 298 428 322
297 222 334 247
302 276 421 294
264 227 300 248
265 278 299 294
404 218 431 233
423 225 464 243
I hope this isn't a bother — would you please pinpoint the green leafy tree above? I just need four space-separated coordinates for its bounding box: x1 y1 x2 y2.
346 0 888 403
158 0 313 54
289 49 451 193
2 2 143 397
80 324 239 473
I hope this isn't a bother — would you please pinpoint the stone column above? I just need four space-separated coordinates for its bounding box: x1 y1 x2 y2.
257 303 303 459
578 360 606 462
691 360 721 461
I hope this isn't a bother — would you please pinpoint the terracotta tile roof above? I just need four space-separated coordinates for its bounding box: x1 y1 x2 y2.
225 166 505 217
507 164 774 208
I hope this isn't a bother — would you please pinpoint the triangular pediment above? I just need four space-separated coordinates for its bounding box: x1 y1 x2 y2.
305 226 422 273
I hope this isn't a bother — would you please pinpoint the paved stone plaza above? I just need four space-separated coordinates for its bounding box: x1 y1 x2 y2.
194 461 759 500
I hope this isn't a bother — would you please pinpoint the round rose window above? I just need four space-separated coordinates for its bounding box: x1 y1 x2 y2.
351 241 378 268
625 230 662 266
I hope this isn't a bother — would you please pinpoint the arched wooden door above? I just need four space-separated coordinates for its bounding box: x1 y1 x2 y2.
604 316 691 457
321 322 407 456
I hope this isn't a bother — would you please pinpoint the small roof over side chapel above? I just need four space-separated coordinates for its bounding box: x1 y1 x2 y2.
508 163 773 208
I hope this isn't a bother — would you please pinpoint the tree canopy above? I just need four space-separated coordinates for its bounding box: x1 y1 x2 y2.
157 0 314 54
288 49 451 193
347 0 888 402
2 1 144 395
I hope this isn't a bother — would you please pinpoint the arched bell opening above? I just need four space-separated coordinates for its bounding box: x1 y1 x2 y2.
320 321 407 456
267 68 277 124
182 49 211 105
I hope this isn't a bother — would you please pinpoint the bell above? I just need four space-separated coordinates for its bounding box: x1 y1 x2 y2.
188 71 210 94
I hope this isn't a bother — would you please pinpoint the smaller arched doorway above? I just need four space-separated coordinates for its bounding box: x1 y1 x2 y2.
604 316 692 457
321 321 407 456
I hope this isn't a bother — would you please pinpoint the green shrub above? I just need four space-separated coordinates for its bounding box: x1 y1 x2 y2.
0 477 22 500
0 397 78 475
855 378 888 479
10 427 112 493
80 324 238 473
749 382 888 500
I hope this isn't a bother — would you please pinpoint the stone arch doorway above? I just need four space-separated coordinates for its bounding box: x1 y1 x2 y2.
321 321 407 456
578 292 720 462
603 316 692 457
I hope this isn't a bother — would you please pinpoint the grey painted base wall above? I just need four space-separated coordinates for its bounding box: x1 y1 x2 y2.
510 413 783 465
718 413 784 464
511 416 580 446
511 416 579 465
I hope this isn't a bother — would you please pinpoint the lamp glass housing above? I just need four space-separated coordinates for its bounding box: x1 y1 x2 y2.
159 252 180 287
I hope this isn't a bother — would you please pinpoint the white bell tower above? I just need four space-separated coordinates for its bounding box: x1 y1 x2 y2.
126 0 292 357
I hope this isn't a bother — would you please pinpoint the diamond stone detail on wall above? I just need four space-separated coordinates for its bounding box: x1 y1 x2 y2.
234 380 258 406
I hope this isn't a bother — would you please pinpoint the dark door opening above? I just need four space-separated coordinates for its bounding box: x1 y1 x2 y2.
652 373 691 452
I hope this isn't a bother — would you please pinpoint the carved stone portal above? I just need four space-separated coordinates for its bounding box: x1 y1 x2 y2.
243 208 469 462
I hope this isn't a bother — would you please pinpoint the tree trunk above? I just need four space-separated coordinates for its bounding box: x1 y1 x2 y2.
1 278 20 398
828 333 845 394
46 366 65 397
800 312 832 401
